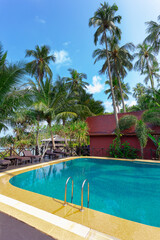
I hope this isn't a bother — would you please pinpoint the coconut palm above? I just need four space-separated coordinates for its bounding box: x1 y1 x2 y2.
29 77 78 149
145 15 160 54
65 68 88 95
134 43 158 89
89 2 121 128
143 61 160 86
93 38 134 112
105 77 130 112
25 45 55 85
0 44 25 131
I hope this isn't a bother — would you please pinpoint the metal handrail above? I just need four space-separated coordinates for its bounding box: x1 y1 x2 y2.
80 179 89 211
64 176 74 206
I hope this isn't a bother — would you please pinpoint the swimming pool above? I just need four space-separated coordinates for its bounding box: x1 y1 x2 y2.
10 158 160 227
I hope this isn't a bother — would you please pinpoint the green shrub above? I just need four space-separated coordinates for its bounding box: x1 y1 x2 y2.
119 115 138 131
109 141 138 159
142 108 160 126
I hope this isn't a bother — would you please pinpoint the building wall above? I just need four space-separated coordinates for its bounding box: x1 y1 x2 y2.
90 135 157 159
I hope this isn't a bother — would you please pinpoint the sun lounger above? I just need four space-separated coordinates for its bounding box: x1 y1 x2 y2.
0 159 11 168
45 150 57 159
23 150 42 162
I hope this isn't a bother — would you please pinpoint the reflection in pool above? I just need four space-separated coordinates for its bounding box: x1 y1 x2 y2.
10 158 160 227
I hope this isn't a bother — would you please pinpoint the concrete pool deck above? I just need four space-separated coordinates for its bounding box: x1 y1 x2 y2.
0 156 160 240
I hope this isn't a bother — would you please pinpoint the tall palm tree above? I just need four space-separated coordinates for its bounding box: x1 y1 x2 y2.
134 43 157 89
93 38 134 112
143 61 160 86
133 83 146 101
65 68 88 95
89 2 121 128
0 44 25 131
25 45 55 152
105 77 130 112
29 78 77 149
145 15 160 54
25 45 55 85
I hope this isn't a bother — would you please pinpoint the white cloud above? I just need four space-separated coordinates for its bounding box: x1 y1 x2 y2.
54 50 71 65
87 76 104 94
125 100 137 107
103 101 113 112
63 41 71 46
35 16 46 24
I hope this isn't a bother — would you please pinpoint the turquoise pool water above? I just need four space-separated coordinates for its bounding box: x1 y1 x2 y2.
10 158 160 227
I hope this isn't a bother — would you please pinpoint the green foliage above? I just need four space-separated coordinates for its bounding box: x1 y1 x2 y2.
135 120 149 158
51 121 89 148
109 141 138 159
148 133 160 158
142 108 160 126
119 115 137 131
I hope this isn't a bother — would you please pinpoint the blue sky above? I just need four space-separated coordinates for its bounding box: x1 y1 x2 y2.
0 0 160 114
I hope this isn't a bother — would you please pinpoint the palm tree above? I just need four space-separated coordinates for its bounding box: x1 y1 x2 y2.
29 78 77 149
145 15 160 54
134 43 157 89
65 68 88 95
25 45 55 85
0 44 25 131
133 83 147 101
105 77 130 112
143 61 160 86
89 2 121 128
93 38 134 112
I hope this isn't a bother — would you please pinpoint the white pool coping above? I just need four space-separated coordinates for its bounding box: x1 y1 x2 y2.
0 194 118 240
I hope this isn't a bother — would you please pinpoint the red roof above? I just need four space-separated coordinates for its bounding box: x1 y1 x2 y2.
86 111 160 136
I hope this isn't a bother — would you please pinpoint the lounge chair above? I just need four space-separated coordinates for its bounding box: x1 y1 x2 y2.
45 150 57 159
0 159 11 168
23 150 41 163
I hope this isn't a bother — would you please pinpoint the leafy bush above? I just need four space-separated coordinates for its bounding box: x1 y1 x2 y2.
109 141 138 159
142 108 160 126
119 115 138 131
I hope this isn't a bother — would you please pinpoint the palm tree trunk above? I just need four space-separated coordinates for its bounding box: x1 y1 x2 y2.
104 34 119 129
141 146 144 159
115 65 126 112
48 120 55 149
36 120 40 155
62 118 68 147
147 59 154 89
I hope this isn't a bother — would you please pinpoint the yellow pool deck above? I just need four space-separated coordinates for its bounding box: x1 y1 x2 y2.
0 156 160 240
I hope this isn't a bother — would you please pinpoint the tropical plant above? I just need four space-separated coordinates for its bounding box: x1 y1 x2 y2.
65 68 88 95
135 120 149 158
119 115 137 131
145 15 160 54
89 2 121 128
25 45 55 85
93 38 134 112
109 141 138 159
133 83 147 101
142 108 160 126
29 77 77 148
134 43 158 89
143 61 160 86
105 77 130 112
148 133 160 159
0 43 25 131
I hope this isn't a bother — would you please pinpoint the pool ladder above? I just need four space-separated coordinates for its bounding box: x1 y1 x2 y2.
63 176 90 211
